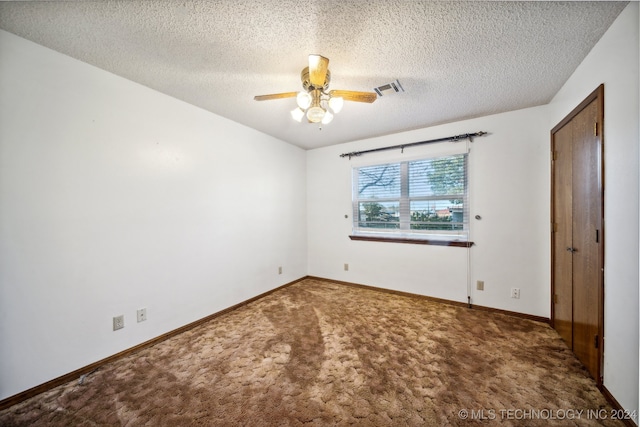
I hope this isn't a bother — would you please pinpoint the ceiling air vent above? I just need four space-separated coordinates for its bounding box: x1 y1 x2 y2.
374 79 404 97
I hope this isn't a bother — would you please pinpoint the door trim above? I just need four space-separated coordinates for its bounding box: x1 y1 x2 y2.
550 84 605 387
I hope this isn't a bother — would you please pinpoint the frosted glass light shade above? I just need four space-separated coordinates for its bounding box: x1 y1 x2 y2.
321 111 334 124
290 108 305 122
306 106 325 123
329 96 344 113
296 92 312 109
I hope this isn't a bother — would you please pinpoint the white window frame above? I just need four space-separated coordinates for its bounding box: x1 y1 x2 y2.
351 153 469 243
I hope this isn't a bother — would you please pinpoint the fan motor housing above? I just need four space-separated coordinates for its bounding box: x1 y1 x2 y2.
301 67 331 91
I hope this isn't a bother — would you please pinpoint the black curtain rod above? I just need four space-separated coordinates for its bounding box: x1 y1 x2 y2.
339 131 487 159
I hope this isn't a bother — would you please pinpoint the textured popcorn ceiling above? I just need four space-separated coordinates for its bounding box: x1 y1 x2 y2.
0 1 628 149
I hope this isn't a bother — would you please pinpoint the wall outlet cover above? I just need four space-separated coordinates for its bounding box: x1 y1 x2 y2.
113 315 124 331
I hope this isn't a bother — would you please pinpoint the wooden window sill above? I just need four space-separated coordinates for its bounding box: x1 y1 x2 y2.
349 235 474 247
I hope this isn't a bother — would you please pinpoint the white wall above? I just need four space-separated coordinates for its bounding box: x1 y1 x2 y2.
547 2 639 417
0 30 307 400
307 104 550 317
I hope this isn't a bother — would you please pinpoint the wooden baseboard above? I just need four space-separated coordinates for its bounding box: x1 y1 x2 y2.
0 277 306 411
601 386 639 427
306 275 550 324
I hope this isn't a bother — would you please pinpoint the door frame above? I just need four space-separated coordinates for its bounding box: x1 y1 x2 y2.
550 84 605 387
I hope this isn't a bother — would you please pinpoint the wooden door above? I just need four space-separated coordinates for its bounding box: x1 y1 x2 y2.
552 122 573 347
551 85 604 386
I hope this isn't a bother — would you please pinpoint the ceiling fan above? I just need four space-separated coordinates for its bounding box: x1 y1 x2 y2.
254 54 377 125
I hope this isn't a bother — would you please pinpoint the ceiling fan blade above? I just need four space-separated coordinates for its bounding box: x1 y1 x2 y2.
254 92 298 101
329 90 377 103
309 54 329 87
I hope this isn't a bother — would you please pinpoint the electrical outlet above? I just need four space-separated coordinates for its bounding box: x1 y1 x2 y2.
511 288 520 299
344 263 349 271
113 315 124 331
137 308 147 323
477 280 484 291
278 266 282 275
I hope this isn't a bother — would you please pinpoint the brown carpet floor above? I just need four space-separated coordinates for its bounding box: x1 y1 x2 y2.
0 277 625 426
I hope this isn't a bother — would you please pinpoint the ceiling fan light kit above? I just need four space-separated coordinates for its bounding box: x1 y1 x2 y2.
306 106 326 123
328 96 344 114
292 88 340 124
296 91 312 109
321 111 334 125
255 54 377 126
290 107 305 122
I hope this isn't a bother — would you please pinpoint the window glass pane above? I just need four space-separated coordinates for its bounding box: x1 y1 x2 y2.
357 163 401 199
352 153 468 239
409 155 465 197
358 201 400 229
410 200 464 230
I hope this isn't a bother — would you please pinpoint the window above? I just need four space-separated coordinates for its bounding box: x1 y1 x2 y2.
352 154 468 242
